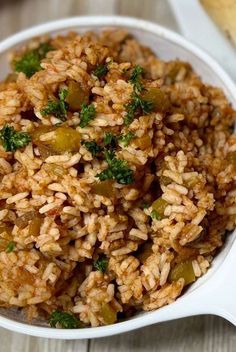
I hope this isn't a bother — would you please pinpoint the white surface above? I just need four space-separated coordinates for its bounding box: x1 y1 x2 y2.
168 0 236 81
0 15 236 339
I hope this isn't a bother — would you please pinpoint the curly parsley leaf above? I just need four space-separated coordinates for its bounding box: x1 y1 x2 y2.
37 42 54 57
139 97 154 114
14 42 54 78
119 131 134 147
79 103 96 128
141 202 150 209
150 210 162 220
58 88 68 101
129 65 144 83
49 310 81 329
124 94 153 126
41 101 67 120
6 241 15 253
124 65 154 125
93 256 108 273
92 64 108 79
129 65 144 93
0 125 31 152
82 140 103 157
41 88 68 121
103 132 118 150
97 150 134 185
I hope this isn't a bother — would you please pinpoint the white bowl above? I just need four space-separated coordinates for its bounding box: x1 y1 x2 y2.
0 16 236 339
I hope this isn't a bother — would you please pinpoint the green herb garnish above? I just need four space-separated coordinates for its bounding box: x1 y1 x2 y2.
49 310 81 329
97 150 134 185
129 65 144 93
79 103 96 128
103 132 118 149
124 65 153 125
82 140 103 157
0 125 31 152
58 89 68 101
14 42 54 78
6 241 15 253
41 88 68 121
93 256 108 273
142 202 150 209
150 210 162 220
119 131 134 147
124 94 153 126
92 64 108 79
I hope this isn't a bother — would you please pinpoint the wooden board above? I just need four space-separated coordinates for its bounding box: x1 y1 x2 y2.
0 0 235 351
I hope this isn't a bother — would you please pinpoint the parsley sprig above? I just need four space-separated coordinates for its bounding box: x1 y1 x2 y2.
93 256 108 273
0 125 31 152
6 241 15 253
92 64 108 79
119 131 134 147
103 131 134 148
81 140 102 157
103 131 135 148
150 210 162 220
82 130 134 158
79 103 96 128
103 132 118 150
49 310 81 329
125 65 154 125
41 89 68 121
96 150 134 185
142 202 150 209
124 94 153 126
14 42 54 78
129 65 144 93
82 131 135 185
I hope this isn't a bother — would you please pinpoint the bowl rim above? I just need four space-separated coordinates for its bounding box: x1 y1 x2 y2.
0 15 236 339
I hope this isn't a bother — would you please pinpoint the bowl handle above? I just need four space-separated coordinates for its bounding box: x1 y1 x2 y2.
157 237 236 326
185 238 236 326
204 241 236 325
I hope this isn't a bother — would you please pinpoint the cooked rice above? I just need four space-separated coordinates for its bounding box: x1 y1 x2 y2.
0 28 235 328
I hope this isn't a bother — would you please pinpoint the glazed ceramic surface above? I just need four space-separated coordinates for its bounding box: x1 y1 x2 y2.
0 16 236 339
